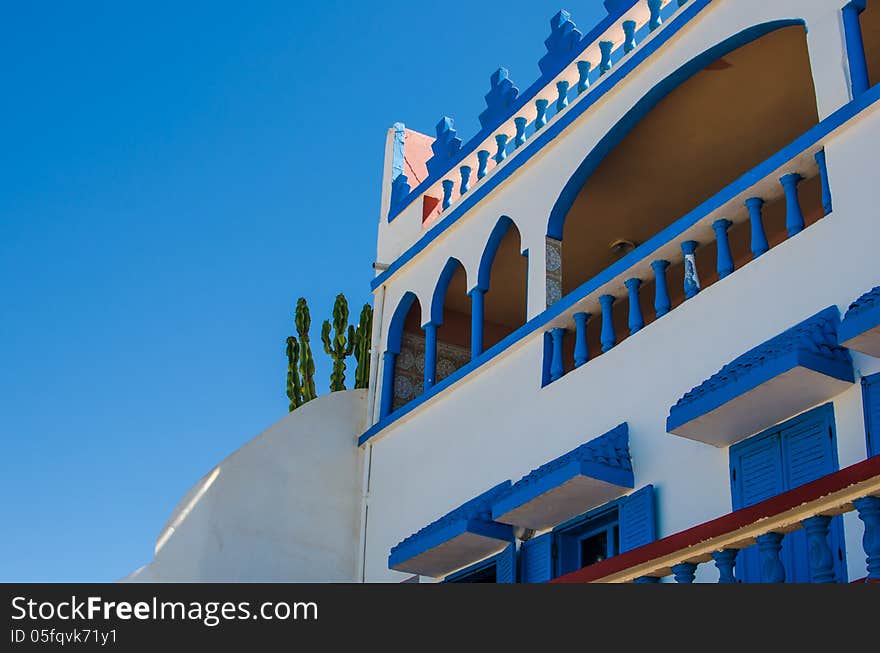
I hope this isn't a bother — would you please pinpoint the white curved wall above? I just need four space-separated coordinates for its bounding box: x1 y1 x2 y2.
125 390 366 582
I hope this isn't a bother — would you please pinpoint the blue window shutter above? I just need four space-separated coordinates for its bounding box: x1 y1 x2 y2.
730 432 784 510
495 543 516 583
618 485 656 553
780 404 837 490
863 373 880 458
521 533 553 583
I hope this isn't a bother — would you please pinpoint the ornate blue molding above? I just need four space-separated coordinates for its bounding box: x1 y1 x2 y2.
839 286 880 355
539 11 583 78
479 68 520 131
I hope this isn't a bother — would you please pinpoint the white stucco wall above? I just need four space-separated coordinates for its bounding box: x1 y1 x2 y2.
125 390 366 582
363 0 880 583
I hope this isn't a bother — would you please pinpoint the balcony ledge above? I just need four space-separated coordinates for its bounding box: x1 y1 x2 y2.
839 286 880 357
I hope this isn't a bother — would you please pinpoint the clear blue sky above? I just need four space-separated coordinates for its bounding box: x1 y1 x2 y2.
0 1 608 581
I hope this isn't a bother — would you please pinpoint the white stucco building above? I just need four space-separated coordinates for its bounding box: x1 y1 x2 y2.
129 0 880 584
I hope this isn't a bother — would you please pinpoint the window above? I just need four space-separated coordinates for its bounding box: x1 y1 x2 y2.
862 373 880 458
555 506 620 576
443 543 515 584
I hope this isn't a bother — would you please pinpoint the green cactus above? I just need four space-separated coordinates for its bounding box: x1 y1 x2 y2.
321 294 355 392
295 297 317 403
353 303 373 390
285 336 303 411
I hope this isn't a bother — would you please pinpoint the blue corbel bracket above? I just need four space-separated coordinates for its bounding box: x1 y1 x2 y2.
839 286 880 356
478 68 520 130
538 10 584 78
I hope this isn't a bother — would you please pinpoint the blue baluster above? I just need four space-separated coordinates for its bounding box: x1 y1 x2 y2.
624 278 644 335
535 98 549 129
577 61 592 93
853 496 880 582
681 240 700 300
712 218 734 279
550 327 566 381
671 562 697 584
651 260 671 318
556 80 569 111
648 0 663 31
756 533 786 583
678 0 689 5
745 197 769 259
477 150 490 179
711 549 737 584
802 515 835 583
380 351 396 418
599 41 613 75
573 312 591 367
843 1 870 98
470 288 484 359
599 294 616 353
424 323 438 390
441 180 454 211
494 134 509 164
634 576 661 583
815 149 832 214
514 117 527 149
623 20 637 54
780 173 805 237
459 165 471 195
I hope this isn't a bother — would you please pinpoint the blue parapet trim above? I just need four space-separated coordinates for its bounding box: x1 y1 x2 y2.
839 286 880 346
539 10 583 78
490 424 634 523
427 117 463 177
388 481 514 573
480 68 520 131
666 307 854 434
362 87 880 445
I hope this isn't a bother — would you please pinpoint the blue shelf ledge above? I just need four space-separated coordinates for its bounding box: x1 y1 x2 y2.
388 481 514 578
491 424 634 531
839 286 880 357
667 306 854 447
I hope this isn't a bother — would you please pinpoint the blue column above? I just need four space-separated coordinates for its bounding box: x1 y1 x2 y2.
634 576 661 583
853 496 880 582
514 117 527 148
780 173 804 237
459 165 471 195
681 240 700 300
550 327 566 381
470 288 484 360
651 260 671 318
711 549 737 584
712 218 734 279
556 81 569 111
380 351 397 418
494 134 509 164
815 149 832 214
577 61 591 93
648 0 663 31
441 180 454 211
745 197 769 259
802 515 835 583
756 533 786 583
843 1 870 98
623 20 637 53
599 294 616 353
599 41 613 75
624 278 644 335
671 562 697 583
573 312 591 368
535 99 549 129
423 323 437 390
477 150 490 179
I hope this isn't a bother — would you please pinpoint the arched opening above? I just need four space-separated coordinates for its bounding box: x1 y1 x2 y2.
382 292 424 415
860 0 880 88
549 22 820 300
477 218 528 351
430 258 472 384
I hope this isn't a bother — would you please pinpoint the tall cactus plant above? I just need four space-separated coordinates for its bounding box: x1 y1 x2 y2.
295 297 317 403
353 303 373 390
285 336 303 412
321 294 355 392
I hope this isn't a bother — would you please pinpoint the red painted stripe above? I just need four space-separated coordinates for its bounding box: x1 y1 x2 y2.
552 455 880 583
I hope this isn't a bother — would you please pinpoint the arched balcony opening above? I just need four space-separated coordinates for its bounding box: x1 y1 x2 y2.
429 258 472 386
379 292 424 417
475 217 528 353
548 23 821 304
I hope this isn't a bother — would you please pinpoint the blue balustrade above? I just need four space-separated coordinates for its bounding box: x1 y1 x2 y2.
556 80 570 111
573 312 591 367
671 562 697 583
494 134 509 164
441 180 454 211
756 533 786 583
651 260 671 318
599 294 616 352
711 549 737 583
535 99 549 129
815 149 832 214
624 278 644 335
477 150 490 180
780 173 805 237
623 20 637 54
680 240 700 300
802 515 835 583
648 0 663 31
514 117 527 149
599 41 614 75
745 197 769 259
712 218 734 279
854 496 880 581
459 165 471 195
550 327 566 381
634 576 661 583
577 61 592 93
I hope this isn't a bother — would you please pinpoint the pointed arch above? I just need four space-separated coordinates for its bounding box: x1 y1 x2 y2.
427 257 472 384
430 257 467 325
386 291 421 354
380 291 424 418
477 215 521 292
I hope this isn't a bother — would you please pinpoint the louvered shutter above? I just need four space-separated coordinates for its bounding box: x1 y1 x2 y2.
521 533 553 583
863 374 880 457
730 432 784 510
495 543 516 583
619 485 657 553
